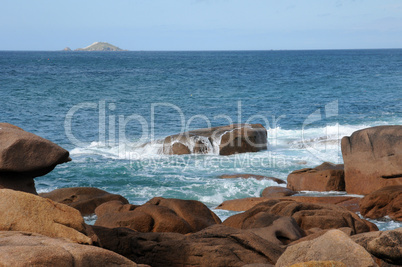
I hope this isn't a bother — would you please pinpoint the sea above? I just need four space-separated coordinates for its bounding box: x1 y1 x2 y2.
1 49 401 230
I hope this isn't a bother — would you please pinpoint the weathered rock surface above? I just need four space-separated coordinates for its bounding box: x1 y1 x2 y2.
222 210 303 245
290 227 354 246
217 197 272 211
0 189 92 244
95 197 221 234
217 196 361 213
219 174 286 184
162 124 267 155
40 187 129 216
359 185 402 221
221 199 376 235
275 230 376 267
0 123 71 194
261 186 296 197
267 200 377 234
92 224 284 266
288 261 346 267
341 125 402 195
0 231 136 266
367 228 402 265
352 230 402 267
287 162 345 192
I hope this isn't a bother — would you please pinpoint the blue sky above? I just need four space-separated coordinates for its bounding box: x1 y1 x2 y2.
1 0 401 50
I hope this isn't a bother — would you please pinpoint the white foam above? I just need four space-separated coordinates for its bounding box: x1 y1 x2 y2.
69 122 398 163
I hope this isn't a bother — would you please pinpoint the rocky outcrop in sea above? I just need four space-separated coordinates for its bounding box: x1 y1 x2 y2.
0 123 401 266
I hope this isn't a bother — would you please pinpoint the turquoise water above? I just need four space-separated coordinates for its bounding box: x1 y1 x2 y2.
1 50 401 228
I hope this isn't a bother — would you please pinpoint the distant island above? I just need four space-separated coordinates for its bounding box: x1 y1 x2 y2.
73 42 126 51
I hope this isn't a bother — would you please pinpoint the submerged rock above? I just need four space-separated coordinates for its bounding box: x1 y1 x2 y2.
359 185 402 222
40 187 129 216
161 124 267 156
287 162 345 192
0 123 71 194
261 186 296 197
0 231 136 266
219 174 285 184
341 125 402 195
0 189 92 244
95 197 221 234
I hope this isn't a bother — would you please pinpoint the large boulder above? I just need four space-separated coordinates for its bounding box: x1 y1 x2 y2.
275 230 376 267
341 125 402 195
0 123 71 194
0 231 136 266
367 228 402 265
287 162 345 192
92 224 284 266
359 185 402 221
222 211 304 245
351 231 398 267
266 200 377 234
162 124 267 155
221 199 376 235
0 189 92 244
95 197 221 234
40 187 129 216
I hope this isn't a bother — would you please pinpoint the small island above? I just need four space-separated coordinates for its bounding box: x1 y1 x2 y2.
74 42 126 51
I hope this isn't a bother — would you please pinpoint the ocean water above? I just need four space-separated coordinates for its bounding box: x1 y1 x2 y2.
1 50 401 229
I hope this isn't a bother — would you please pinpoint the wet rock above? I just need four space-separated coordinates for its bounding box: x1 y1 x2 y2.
287 162 345 192
261 186 296 197
95 197 221 234
341 125 402 195
169 141 191 155
0 231 136 266
359 185 402 221
219 174 285 184
40 187 129 216
0 189 92 244
162 124 267 155
275 230 376 267
92 224 284 266
0 123 71 194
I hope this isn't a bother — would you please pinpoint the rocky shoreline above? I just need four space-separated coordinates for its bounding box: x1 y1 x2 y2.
0 123 401 266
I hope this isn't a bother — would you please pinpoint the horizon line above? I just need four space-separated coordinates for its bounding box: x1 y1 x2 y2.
1 47 402 52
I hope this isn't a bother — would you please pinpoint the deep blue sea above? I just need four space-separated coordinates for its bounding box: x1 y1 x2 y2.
1 50 401 229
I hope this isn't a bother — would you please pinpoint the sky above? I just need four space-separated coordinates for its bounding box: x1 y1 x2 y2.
1 0 402 50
